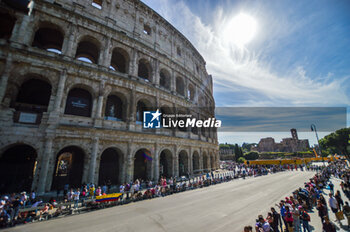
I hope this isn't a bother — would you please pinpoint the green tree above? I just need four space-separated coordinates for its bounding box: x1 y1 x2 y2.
244 151 259 160
237 157 246 163
234 144 240 162
319 128 350 159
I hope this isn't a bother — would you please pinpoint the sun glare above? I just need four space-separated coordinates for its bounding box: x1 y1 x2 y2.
225 13 257 47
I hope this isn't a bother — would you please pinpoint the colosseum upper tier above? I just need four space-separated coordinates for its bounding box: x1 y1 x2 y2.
0 0 218 194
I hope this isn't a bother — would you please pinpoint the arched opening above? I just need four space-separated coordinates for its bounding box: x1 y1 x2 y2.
105 95 124 121
201 122 207 138
32 26 64 54
98 148 122 186
13 78 51 124
14 78 52 113
51 146 85 190
64 88 92 117
75 38 100 64
0 144 37 194
192 151 200 174
110 48 128 73
160 106 172 130
177 108 188 132
188 84 195 101
0 11 16 40
203 152 208 172
178 150 188 176
138 59 151 81
159 149 172 178
210 155 214 170
159 69 171 90
190 114 198 135
92 0 102 9
136 99 152 123
176 76 185 96
134 149 152 181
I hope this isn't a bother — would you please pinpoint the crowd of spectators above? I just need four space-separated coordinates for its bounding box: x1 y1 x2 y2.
244 160 350 232
0 162 326 229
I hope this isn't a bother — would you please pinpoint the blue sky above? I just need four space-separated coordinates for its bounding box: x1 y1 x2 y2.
142 0 350 145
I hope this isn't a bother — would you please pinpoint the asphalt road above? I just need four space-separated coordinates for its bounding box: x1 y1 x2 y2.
6 171 315 232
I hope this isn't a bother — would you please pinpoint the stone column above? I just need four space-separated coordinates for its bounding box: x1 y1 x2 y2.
129 49 138 77
11 15 33 45
54 69 67 112
170 69 176 92
153 143 159 181
199 148 203 173
189 147 193 175
99 36 111 67
125 142 133 183
37 137 53 194
153 59 160 86
88 137 99 185
0 55 12 104
127 88 136 129
173 145 179 177
96 95 104 118
62 24 77 57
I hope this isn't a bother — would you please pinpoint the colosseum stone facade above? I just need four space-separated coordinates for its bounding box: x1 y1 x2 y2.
0 0 218 194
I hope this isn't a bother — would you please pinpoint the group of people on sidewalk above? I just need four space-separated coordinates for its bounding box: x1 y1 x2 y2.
244 160 350 232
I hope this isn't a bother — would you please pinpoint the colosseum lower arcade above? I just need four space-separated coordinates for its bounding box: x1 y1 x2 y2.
0 0 219 194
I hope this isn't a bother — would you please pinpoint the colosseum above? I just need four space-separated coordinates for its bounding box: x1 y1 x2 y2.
0 0 218 194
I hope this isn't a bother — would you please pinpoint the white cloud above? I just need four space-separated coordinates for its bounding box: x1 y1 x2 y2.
143 0 350 107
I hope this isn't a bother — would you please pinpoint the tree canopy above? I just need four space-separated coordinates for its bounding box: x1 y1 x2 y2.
319 127 350 160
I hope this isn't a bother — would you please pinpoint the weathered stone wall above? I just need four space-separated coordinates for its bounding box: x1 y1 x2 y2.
0 0 219 194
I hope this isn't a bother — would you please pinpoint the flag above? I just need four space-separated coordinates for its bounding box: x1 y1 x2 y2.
95 193 122 203
143 151 152 161
313 148 318 158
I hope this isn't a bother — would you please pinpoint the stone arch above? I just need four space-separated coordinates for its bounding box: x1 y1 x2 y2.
11 77 52 123
192 151 200 174
138 58 152 82
159 68 171 90
51 146 85 190
176 76 185 96
210 153 215 170
75 35 100 64
98 147 124 186
135 98 153 123
64 87 93 117
178 150 189 176
104 93 126 121
110 47 129 74
188 83 195 101
0 144 37 193
133 148 153 181
159 148 173 178
32 22 65 54
0 10 16 40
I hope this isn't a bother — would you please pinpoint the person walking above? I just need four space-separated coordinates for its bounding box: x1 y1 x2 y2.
334 190 344 211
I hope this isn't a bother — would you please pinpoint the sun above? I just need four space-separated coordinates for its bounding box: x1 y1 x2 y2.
225 13 257 47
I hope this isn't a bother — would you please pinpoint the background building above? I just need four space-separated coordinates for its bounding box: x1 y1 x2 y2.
257 129 310 153
0 0 218 194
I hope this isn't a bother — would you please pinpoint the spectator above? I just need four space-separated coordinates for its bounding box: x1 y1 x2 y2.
244 225 253 232
255 215 271 232
322 216 336 232
343 201 350 229
299 206 310 232
334 190 344 211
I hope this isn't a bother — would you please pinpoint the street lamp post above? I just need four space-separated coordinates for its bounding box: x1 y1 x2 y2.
311 124 323 164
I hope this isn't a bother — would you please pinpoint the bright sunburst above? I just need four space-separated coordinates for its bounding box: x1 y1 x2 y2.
225 13 257 47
